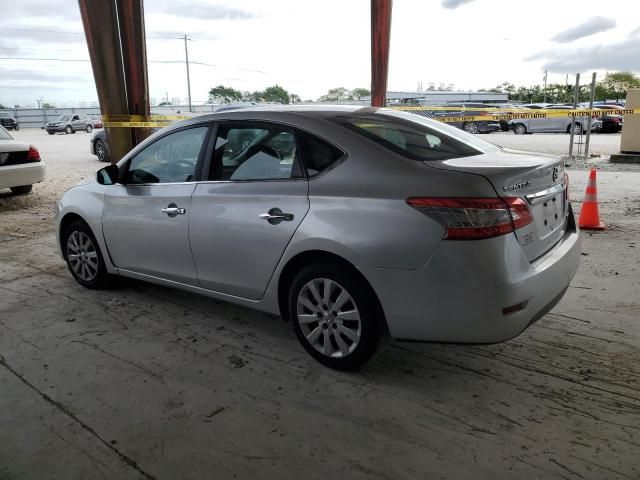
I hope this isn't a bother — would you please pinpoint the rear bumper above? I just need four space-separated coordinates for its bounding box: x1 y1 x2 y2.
362 206 581 343
0 162 46 189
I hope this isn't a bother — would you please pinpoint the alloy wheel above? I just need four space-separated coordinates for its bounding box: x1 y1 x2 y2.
296 278 361 358
66 231 99 282
95 140 106 161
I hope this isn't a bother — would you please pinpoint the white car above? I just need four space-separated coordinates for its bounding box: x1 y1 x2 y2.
0 126 45 194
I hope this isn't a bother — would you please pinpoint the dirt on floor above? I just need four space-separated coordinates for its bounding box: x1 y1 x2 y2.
1 130 639 479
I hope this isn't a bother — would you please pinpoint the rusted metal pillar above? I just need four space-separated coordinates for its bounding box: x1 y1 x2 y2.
371 0 392 107
116 0 152 146
78 0 150 163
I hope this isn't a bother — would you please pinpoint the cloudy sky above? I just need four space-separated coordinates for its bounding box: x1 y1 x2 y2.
1 0 639 107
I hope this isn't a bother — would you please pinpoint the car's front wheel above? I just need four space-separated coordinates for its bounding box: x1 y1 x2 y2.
288 262 387 370
463 122 479 134
63 221 112 289
10 185 32 195
65 125 73 134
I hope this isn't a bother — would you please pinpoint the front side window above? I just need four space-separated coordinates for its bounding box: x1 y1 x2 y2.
124 127 208 184
211 123 300 181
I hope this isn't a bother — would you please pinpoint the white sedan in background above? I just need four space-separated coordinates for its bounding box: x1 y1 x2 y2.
0 126 45 194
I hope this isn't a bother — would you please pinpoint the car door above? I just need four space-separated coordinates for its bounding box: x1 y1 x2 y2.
101 125 210 285
189 121 309 300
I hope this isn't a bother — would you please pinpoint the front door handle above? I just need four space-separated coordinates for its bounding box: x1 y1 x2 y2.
259 208 294 225
162 203 186 217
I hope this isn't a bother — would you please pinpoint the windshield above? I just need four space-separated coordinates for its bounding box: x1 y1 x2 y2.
0 126 13 140
56 115 71 122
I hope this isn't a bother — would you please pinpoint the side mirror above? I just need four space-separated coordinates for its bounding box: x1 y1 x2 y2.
97 164 120 185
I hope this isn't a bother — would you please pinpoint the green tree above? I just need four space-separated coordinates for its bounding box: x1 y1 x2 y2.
208 85 243 103
261 85 290 104
290 93 301 103
42 102 55 108
599 72 640 101
0 103 6 109
318 87 352 102
351 88 370 100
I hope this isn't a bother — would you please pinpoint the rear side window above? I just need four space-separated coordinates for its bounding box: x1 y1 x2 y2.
297 133 344 177
334 114 482 161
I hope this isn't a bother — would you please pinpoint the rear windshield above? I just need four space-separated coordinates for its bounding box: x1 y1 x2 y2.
332 110 489 161
0 126 12 140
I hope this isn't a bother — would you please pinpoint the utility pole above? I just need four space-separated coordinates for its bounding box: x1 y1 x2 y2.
182 34 192 112
543 69 548 103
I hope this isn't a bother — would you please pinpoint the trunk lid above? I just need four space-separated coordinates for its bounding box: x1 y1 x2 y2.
428 147 568 261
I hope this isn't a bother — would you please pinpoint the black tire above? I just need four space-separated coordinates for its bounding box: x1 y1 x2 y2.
65 125 73 134
94 139 109 162
47 130 55 135
288 262 387 370
10 185 32 195
86 125 93 133
513 123 527 135
463 122 479 134
568 123 583 135
62 220 113 289
14 125 19 131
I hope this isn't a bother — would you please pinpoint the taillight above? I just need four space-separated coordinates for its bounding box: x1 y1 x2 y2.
26 145 41 162
406 197 532 240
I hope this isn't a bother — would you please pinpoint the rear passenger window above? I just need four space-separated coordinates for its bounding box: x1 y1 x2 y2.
211 123 302 181
297 133 344 177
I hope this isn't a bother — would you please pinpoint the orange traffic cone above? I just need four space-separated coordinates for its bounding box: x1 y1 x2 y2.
578 168 605 230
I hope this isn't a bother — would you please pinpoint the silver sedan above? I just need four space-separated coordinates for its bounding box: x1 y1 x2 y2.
55 106 581 370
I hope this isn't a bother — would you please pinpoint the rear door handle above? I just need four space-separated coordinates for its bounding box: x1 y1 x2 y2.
161 203 186 217
259 208 294 224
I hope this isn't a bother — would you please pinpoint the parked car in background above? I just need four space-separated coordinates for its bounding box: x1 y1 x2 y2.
90 116 104 129
90 129 111 162
592 105 624 133
0 125 45 194
0 112 19 131
415 103 501 134
510 105 602 134
46 114 94 135
57 106 580 370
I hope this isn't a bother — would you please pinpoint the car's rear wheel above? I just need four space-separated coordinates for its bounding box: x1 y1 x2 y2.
94 139 109 162
463 122 479 134
288 262 386 370
513 123 527 135
65 125 73 134
10 185 32 195
568 123 583 135
86 124 93 133
63 221 112 289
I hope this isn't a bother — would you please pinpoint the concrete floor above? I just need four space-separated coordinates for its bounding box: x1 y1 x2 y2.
1 131 639 479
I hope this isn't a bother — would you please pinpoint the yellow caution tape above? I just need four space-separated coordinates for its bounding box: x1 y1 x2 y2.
101 114 191 122
392 107 640 123
99 108 638 128
103 121 174 128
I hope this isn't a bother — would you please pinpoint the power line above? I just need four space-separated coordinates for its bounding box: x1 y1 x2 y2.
0 57 266 73
1 27 193 39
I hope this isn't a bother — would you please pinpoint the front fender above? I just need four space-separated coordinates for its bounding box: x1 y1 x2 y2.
55 183 115 273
